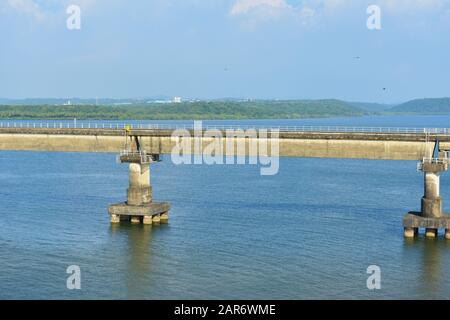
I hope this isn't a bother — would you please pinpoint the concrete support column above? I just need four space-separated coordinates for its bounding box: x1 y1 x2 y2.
404 228 414 238
445 229 450 240
424 172 440 199
127 163 152 205
130 216 141 224
143 216 153 225
404 227 416 238
111 214 120 224
129 163 151 188
152 214 161 225
421 172 443 218
425 228 437 238
160 212 169 224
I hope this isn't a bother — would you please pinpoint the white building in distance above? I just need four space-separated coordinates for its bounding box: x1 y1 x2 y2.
172 96 182 103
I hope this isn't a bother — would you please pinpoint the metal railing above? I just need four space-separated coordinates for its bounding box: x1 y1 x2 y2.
0 121 450 134
417 157 450 171
117 150 153 164
421 158 450 164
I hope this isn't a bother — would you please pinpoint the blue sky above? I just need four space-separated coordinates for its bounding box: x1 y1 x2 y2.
1 0 450 102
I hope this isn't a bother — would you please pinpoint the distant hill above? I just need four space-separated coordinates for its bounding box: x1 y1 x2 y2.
0 99 366 120
347 101 392 113
389 98 450 114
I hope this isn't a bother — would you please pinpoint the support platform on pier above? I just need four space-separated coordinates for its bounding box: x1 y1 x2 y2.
108 202 170 225
403 212 450 239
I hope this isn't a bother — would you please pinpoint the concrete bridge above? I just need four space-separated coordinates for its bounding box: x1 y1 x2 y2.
0 121 449 239
1 122 450 160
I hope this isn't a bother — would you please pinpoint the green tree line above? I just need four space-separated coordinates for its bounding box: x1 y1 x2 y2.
0 100 366 120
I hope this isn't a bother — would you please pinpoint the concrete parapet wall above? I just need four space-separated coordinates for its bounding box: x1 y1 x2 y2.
0 130 437 160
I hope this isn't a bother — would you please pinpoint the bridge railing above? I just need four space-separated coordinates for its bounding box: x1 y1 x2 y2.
0 121 450 134
117 150 153 164
421 158 450 164
417 157 450 171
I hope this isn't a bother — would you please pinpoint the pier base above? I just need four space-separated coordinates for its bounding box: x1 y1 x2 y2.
403 212 450 238
108 202 170 226
152 214 161 225
143 216 153 225
131 216 141 224
404 227 416 238
111 214 120 224
425 228 437 238
160 212 169 224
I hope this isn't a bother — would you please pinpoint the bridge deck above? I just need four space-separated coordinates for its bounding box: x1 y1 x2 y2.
0 124 449 160
0 127 449 141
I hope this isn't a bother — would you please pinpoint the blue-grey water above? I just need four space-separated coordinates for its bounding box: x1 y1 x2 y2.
0 115 449 299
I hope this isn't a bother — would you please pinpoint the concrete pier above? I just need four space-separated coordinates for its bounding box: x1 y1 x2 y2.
422 170 442 218
131 216 141 224
110 214 120 224
404 227 416 238
445 229 450 240
143 216 153 225
152 214 161 225
108 136 170 226
127 163 152 205
160 212 169 224
425 228 437 238
404 158 450 238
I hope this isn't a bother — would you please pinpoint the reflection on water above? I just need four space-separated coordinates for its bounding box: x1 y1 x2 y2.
421 238 449 296
109 223 174 299
403 235 450 299
110 223 148 299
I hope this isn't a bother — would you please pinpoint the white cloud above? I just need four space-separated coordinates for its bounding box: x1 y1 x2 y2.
2 0 102 19
319 0 450 12
6 0 45 20
229 0 355 17
230 0 291 15
380 0 448 12
230 0 450 27
320 0 450 14
230 0 318 26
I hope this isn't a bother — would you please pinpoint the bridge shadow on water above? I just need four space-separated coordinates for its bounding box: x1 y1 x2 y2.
403 236 450 298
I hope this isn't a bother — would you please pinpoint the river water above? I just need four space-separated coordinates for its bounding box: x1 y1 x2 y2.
0 115 449 299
